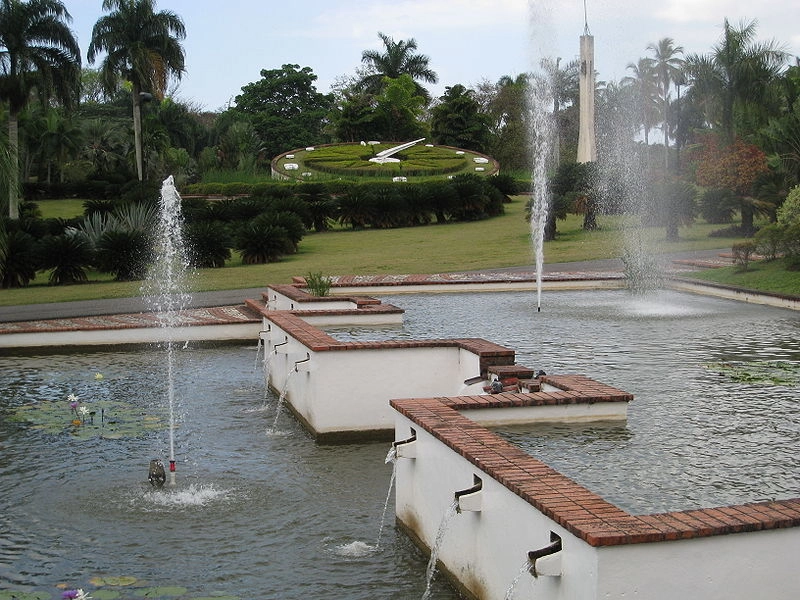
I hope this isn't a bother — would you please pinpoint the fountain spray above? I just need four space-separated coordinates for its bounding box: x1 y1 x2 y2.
527 5 556 314
142 176 191 487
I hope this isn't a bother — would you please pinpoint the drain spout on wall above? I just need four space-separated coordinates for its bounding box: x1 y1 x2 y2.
392 430 417 458
528 533 562 577
454 475 482 513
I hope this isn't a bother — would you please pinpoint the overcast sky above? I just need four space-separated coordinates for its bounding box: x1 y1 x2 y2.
65 0 800 111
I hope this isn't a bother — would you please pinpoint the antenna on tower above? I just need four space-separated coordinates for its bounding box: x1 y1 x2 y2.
583 0 591 35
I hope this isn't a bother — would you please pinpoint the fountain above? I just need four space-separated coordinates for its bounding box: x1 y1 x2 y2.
140 175 192 486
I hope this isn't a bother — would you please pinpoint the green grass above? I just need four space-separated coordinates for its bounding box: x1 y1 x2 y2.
33 198 86 219
681 258 800 295
2 197 755 307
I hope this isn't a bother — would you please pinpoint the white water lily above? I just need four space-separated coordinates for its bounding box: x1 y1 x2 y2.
67 393 79 402
76 590 92 600
78 406 89 417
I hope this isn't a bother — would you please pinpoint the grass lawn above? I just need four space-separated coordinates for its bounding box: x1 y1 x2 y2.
681 258 800 296
2 196 750 307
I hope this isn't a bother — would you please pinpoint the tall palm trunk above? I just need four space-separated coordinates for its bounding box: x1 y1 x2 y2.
132 84 144 181
7 116 19 220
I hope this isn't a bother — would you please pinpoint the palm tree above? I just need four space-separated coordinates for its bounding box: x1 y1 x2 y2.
647 38 684 171
622 58 658 150
685 18 787 144
88 0 186 182
0 0 81 218
685 19 789 232
358 32 438 103
539 56 579 166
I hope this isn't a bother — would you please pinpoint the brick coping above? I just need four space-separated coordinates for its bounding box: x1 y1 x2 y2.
262 309 514 376
390 384 800 547
0 304 261 335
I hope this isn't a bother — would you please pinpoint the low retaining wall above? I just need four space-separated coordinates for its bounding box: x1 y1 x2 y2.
260 308 513 441
391 392 800 600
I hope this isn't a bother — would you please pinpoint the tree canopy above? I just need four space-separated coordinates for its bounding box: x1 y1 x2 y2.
231 64 334 162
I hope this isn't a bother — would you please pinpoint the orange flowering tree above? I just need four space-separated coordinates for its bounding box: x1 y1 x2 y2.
691 132 770 233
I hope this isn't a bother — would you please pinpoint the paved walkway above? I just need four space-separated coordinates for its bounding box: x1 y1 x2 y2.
0 250 730 337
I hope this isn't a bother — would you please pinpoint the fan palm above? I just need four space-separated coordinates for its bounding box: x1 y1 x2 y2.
0 0 81 218
358 32 438 103
88 0 186 181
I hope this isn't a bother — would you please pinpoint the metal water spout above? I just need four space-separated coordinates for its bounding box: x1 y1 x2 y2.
392 430 417 459
293 352 314 372
528 533 563 577
454 475 483 513
273 337 289 352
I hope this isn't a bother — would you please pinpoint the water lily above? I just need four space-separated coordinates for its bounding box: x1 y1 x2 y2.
62 589 92 600
94 372 104 380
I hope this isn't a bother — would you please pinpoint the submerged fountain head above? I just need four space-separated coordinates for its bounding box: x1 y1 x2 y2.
148 459 166 488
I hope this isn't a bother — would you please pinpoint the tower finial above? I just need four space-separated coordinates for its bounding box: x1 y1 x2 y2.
583 0 591 35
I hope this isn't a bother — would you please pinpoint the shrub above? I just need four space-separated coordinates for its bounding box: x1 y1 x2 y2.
38 233 93 285
234 222 292 264
699 188 738 224
487 173 520 197
754 223 784 261
258 211 305 251
304 271 331 296
184 221 231 268
1 230 38 288
95 229 152 280
782 223 800 265
732 240 757 271
777 185 800 226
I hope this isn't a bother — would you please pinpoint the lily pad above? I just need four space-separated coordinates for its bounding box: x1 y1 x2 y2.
9 399 165 440
0 592 51 600
134 587 189 598
706 360 800 385
90 591 121 600
89 576 139 587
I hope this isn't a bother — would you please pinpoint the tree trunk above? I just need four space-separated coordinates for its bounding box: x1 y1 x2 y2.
7 117 19 219
740 201 755 235
133 86 144 181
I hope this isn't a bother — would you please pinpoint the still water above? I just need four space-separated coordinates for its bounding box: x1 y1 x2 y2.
333 289 800 514
0 344 456 599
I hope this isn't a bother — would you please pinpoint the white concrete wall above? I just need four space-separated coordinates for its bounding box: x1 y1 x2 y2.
265 324 483 435
595 530 799 600
265 287 358 311
393 414 594 599
394 413 800 600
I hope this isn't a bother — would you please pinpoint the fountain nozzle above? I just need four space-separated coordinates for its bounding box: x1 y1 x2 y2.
169 460 176 472
537 305 541 312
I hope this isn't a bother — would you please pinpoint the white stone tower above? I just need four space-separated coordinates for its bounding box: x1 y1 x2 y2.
577 2 596 163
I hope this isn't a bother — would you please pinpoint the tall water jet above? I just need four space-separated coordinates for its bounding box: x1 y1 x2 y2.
141 175 192 487
527 4 557 312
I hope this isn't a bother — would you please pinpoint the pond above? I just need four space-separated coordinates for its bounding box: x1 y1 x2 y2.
0 344 457 600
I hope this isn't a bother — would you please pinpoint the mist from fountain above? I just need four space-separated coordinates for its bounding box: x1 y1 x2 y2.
141 175 192 486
